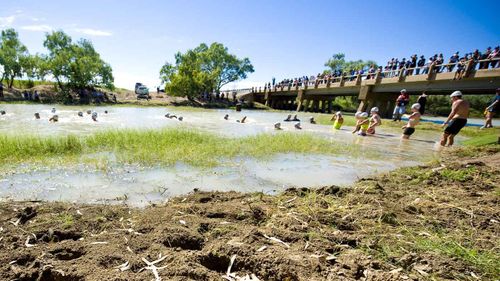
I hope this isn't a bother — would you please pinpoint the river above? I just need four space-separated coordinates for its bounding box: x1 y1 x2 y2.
0 104 457 206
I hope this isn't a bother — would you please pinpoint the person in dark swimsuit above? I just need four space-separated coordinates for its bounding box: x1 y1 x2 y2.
440 91 470 147
416 92 427 115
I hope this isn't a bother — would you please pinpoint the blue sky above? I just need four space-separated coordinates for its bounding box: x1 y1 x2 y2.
1 0 498 90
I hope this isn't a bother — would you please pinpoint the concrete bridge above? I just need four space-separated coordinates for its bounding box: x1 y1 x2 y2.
235 60 500 117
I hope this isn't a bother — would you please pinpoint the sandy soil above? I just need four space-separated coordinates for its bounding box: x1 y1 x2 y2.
0 146 498 281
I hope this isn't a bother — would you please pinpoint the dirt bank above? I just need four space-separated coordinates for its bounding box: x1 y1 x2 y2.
0 146 498 281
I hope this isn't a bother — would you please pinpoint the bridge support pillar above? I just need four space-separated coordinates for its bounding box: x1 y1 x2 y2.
357 85 373 113
312 99 320 112
264 91 271 107
321 99 327 113
304 99 311 112
270 98 276 109
327 99 333 113
247 92 255 107
296 90 305 112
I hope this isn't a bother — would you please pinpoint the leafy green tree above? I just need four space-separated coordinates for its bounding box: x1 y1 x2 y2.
20 54 45 82
43 30 114 95
325 53 377 74
0 28 28 88
160 42 254 99
198 43 254 93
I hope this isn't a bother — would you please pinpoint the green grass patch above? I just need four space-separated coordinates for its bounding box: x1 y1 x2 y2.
0 128 369 168
462 132 499 146
439 167 477 182
414 235 500 278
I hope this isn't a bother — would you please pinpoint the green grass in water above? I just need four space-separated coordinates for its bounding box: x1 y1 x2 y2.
0 128 366 168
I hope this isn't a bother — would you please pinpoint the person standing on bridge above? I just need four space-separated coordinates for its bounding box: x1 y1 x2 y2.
440 91 470 147
481 88 500 129
416 55 426 75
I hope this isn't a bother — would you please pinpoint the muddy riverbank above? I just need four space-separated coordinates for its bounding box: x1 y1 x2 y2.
0 145 498 281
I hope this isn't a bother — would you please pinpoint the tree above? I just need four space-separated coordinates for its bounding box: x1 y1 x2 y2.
325 53 377 74
20 54 45 82
198 43 254 93
43 30 114 95
160 42 254 99
324 53 346 74
0 28 28 87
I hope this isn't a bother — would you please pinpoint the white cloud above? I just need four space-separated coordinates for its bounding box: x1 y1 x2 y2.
31 17 46 22
74 28 112 37
21 24 52 32
0 15 15 28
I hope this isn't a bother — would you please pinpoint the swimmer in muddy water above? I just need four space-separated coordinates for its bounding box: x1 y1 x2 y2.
34 112 40 119
440 91 469 147
91 111 98 122
367 107 382 134
77 111 83 117
274 122 282 130
402 103 421 140
237 116 247 123
284 114 292 121
357 112 370 136
178 116 183 121
49 115 58 122
51 108 56 113
309 117 316 124
294 122 302 129
86 110 91 115
224 114 229 120
0 110 5 115
104 110 108 114
292 114 300 121
331 111 344 130
165 113 170 118
352 111 363 134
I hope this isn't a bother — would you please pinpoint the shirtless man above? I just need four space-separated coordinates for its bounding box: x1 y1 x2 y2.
402 104 421 139
440 91 470 147
368 107 381 134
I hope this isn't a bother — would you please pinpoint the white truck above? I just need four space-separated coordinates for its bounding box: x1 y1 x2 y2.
135 82 151 100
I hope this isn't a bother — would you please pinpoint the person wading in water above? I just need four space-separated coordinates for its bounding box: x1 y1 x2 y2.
440 91 470 147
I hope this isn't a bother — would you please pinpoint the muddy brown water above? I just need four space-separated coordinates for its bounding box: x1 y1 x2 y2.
0 104 447 206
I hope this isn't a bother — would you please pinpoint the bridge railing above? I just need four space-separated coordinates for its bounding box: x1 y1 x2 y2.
251 58 500 93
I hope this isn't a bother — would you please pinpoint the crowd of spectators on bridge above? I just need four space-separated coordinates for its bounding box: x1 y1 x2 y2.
260 46 500 92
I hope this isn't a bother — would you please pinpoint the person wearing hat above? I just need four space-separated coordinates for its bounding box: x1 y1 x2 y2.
440 91 470 146
357 112 370 136
416 55 426 75
481 88 500 129
402 103 422 139
447 52 460 72
368 107 381 134
331 111 344 130
417 91 428 115
393 89 408 122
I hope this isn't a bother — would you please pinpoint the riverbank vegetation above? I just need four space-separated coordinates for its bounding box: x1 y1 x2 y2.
160 42 254 100
0 145 497 280
0 28 114 102
0 128 369 168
